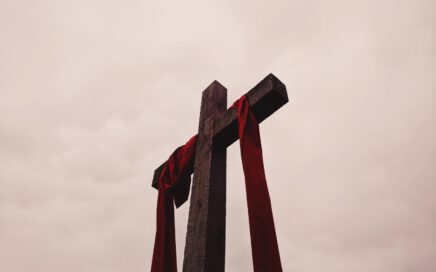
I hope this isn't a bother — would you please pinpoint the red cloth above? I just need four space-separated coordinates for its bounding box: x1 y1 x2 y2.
151 135 197 272
152 95 282 272
231 95 282 272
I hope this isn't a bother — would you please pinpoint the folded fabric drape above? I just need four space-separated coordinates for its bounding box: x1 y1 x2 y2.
151 95 282 272
151 135 197 272
231 95 282 272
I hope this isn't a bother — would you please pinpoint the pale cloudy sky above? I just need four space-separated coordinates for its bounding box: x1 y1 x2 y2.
1 0 435 271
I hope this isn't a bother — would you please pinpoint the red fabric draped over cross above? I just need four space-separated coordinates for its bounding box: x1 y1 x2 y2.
151 95 282 272
151 135 197 272
231 95 282 272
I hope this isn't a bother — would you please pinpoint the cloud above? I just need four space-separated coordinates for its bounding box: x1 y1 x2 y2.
0 0 435 271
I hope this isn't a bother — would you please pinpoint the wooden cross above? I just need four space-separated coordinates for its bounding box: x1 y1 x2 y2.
152 74 288 272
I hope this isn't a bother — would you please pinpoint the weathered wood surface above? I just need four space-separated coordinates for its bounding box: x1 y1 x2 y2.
182 81 227 272
150 73 288 272
212 73 288 148
151 73 288 189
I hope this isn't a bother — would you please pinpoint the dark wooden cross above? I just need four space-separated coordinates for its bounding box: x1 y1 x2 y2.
152 74 288 272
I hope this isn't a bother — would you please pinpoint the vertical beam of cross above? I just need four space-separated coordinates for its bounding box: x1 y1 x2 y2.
182 81 227 272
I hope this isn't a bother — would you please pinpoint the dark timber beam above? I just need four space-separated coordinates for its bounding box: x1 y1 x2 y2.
152 73 288 189
182 81 227 272
212 73 288 148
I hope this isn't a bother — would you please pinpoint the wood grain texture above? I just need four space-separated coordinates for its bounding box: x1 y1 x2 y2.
212 73 288 148
150 74 288 271
151 74 288 189
182 81 227 272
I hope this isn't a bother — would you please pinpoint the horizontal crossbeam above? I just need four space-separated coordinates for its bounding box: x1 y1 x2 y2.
152 73 288 189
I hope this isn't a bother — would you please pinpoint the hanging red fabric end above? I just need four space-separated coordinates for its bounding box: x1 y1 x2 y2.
151 135 197 272
231 95 283 272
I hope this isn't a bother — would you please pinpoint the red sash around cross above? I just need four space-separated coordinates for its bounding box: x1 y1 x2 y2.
151 95 282 272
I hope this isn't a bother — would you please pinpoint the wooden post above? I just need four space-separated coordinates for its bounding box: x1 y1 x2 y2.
182 81 227 272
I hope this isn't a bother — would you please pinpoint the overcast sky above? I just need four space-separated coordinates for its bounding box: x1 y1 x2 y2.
1 0 435 271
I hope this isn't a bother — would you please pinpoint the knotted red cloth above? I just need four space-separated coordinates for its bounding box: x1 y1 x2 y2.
231 95 282 272
151 95 282 272
151 135 197 272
